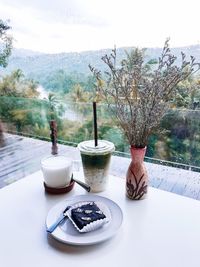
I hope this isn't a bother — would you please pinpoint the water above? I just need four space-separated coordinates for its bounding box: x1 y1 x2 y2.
37 85 48 99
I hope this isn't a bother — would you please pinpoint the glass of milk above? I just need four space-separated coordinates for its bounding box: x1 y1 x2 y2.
41 155 72 188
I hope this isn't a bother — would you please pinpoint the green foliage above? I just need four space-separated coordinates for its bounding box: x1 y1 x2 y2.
41 69 74 93
0 70 47 133
148 109 200 165
0 19 13 68
0 69 39 97
70 84 91 102
101 127 128 152
0 97 46 132
171 78 200 109
0 43 200 168
35 69 97 98
44 93 64 123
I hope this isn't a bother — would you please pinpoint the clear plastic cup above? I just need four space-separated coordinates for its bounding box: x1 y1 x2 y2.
78 140 115 192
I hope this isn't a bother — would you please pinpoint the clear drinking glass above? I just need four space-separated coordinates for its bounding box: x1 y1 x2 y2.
41 155 72 188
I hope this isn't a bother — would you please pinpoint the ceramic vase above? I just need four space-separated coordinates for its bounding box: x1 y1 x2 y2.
126 146 148 200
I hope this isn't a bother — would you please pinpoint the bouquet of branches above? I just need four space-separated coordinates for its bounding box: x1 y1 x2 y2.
89 39 200 148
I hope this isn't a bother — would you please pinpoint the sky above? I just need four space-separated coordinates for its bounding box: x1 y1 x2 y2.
0 0 200 53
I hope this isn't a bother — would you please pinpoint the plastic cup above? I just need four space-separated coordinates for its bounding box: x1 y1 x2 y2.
78 140 115 192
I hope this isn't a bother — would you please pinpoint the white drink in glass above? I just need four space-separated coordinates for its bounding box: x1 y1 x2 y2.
41 155 72 188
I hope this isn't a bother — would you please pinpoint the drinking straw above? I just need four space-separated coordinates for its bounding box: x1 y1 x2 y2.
93 101 98 146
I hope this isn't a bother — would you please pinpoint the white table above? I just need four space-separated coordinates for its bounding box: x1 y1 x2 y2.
0 171 200 267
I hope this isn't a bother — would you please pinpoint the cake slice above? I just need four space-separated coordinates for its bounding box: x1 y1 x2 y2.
71 202 106 230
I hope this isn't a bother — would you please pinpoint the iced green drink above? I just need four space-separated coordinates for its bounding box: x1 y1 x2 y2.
78 140 115 192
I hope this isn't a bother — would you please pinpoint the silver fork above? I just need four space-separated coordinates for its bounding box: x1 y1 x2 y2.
46 205 71 233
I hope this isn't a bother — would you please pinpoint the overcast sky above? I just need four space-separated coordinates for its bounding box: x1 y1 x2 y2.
0 0 200 53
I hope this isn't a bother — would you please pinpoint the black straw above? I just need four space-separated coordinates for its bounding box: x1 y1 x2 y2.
93 101 98 147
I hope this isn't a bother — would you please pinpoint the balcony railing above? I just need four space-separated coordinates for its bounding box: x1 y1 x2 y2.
0 96 200 172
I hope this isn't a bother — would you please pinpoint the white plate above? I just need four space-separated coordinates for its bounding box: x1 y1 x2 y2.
46 195 123 245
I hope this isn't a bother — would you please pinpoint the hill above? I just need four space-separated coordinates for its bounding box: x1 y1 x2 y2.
3 44 200 83
11 48 43 57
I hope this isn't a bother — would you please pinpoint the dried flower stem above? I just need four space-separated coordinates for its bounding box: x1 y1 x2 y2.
89 40 200 147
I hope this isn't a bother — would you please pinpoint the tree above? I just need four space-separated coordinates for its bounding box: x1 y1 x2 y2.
42 93 64 136
0 69 41 133
42 70 76 94
70 84 90 102
0 19 12 144
45 93 59 120
172 76 200 109
0 19 13 68
0 69 39 97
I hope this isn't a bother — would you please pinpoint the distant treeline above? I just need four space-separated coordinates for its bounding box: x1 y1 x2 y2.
4 44 200 81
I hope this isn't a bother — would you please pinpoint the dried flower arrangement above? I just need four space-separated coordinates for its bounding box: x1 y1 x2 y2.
89 39 200 148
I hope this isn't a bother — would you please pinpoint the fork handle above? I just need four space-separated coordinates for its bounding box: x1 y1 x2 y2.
46 215 66 233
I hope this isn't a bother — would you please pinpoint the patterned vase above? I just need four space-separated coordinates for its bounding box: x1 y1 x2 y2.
126 146 148 200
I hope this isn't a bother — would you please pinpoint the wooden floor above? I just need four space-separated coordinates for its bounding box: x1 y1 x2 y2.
0 134 200 200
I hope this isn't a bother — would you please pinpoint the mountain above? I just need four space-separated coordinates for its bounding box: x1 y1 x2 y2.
11 48 43 57
6 47 125 78
3 45 200 82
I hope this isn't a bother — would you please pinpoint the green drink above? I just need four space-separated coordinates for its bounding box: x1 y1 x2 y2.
78 140 115 192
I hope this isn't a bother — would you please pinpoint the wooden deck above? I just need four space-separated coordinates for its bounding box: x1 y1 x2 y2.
0 134 200 200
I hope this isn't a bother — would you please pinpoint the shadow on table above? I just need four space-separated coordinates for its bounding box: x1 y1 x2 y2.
47 233 118 254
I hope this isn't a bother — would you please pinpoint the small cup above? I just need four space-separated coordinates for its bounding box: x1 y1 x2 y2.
41 155 72 188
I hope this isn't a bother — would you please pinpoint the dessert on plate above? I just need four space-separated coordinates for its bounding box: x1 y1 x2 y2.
67 201 110 233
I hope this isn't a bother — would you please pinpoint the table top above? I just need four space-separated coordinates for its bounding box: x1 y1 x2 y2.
0 171 200 267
